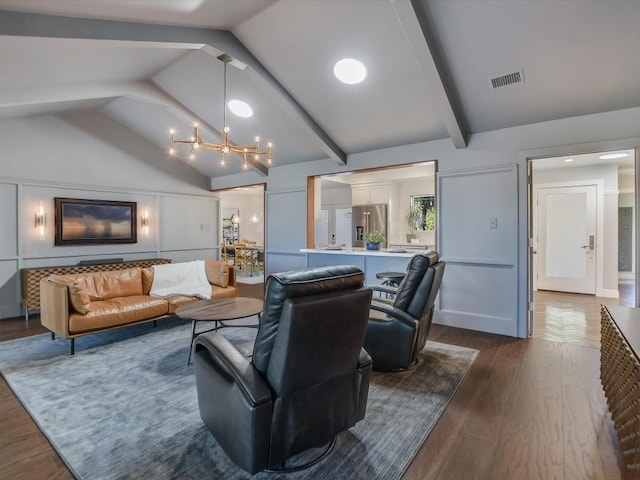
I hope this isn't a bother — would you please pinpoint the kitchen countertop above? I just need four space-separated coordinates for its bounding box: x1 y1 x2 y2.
300 247 419 258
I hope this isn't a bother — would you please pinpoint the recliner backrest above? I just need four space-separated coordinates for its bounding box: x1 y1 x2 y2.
266 287 372 395
252 265 368 375
393 252 445 321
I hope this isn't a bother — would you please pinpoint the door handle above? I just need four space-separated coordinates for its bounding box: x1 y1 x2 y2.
581 235 595 251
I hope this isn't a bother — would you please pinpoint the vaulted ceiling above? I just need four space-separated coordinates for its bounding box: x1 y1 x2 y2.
1 0 639 180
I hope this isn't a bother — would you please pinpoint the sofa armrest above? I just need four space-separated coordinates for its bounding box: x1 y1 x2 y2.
228 266 237 288
40 278 71 338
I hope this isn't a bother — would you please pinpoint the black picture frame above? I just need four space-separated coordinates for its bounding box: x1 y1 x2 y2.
54 198 137 246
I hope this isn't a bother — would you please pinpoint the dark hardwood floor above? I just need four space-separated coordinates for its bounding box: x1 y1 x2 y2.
0 281 632 479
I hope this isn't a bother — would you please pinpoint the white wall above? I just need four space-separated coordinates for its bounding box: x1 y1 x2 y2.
213 104 640 339
0 113 219 319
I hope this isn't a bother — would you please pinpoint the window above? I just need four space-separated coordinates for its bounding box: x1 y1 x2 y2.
410 195 435 231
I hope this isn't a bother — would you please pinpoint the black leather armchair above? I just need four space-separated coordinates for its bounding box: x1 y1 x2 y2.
364 252 445 371
193 265 373 474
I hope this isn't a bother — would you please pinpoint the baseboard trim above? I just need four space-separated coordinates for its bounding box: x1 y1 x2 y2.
599 289 619 299
433 309 518 337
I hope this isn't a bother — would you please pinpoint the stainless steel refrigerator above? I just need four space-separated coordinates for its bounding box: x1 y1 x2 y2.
352 204 387 248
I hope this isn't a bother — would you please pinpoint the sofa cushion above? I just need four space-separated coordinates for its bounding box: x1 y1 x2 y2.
68 295 168 333
141 267 154 295
205 260 229 288
165 295 198 314
81 268 144 301
48 274 91 314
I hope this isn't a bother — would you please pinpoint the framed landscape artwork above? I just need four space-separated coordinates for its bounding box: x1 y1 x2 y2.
54 198 137 246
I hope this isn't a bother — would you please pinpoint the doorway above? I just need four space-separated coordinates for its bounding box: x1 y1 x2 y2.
216 184 266 290
528 149 636 341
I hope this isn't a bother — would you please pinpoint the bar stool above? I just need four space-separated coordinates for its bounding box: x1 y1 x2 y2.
375 271 405 299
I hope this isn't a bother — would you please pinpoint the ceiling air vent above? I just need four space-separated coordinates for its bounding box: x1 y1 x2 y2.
489 69 524 90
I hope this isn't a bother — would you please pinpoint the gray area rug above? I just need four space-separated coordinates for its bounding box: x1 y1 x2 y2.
0 319 478 480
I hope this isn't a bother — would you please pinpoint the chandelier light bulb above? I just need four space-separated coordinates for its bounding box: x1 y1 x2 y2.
222 146 229 153
189 153 195 161
267 142 273 148
255 136 260 142
254 154 259 161
193 142 199 149
169 129 175 135
169 148 175 156
224 126 230 133
193 122 199 127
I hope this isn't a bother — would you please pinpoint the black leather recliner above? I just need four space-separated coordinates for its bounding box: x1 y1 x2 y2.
193 265 373 474
364 252 445 371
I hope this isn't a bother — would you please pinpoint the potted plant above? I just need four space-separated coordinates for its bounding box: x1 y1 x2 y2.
404 205 423 242
364 230 386 250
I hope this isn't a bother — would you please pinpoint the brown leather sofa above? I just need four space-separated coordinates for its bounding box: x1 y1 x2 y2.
40 260 236 354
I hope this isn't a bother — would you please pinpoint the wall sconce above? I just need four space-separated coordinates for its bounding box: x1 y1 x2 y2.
140 209 150 236
35 201 46 240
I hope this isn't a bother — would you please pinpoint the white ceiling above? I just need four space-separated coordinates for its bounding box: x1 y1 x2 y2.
0 0 639 180
532 149 635 171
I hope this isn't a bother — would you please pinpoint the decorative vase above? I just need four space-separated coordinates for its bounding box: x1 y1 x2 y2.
366 242 380 251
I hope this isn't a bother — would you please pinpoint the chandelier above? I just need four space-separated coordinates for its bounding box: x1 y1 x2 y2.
169 54 273 170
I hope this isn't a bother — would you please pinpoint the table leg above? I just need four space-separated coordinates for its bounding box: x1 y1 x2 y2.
187 319 197 365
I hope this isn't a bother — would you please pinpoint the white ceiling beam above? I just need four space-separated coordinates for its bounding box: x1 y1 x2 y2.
0 10 347 166
392 0 468 148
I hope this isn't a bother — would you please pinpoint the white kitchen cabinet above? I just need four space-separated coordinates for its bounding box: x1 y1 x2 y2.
351 184 389 205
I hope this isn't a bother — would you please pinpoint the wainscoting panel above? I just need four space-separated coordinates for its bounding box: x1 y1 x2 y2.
266 190 306 253
436 261 518 336
437 165 519 337
265 253 307 277
158 249 217 263
0 260 20 319
159 196 218 252
0 183 17 259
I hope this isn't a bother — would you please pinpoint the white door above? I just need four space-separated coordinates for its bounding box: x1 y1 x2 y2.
537 185 597 294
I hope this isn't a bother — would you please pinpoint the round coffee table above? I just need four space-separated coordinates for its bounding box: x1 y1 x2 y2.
176 297 263 365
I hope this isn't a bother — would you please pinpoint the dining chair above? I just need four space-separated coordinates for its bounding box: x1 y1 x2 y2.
221 243 236 266
233 243 250 274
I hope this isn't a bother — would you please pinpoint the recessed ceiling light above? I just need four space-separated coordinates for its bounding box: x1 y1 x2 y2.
599 152 629 160
333 58 367 85
228 100 253 118
564 158 574 163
